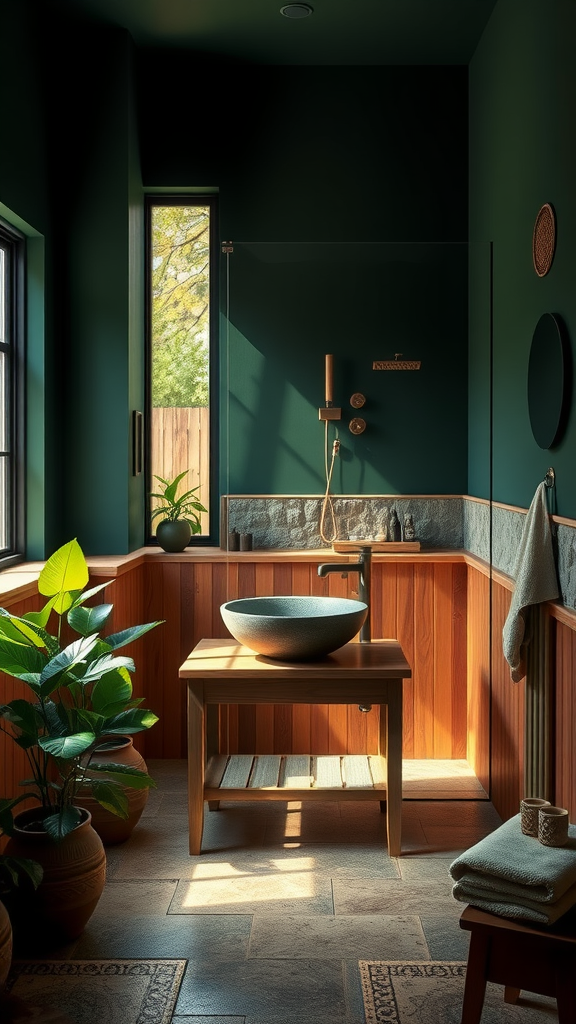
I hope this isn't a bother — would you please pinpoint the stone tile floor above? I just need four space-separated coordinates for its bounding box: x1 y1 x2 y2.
14 759 504 1023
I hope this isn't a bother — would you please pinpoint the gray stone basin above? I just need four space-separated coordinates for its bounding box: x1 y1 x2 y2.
220 595 368 661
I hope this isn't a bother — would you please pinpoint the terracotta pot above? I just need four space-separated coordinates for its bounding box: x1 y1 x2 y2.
156 519 191 552
0 899 12 990
4 807 106 947
75 736 150 844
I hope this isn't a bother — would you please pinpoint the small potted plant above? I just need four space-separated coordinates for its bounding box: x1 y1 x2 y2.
0 538 162 943
151 469 207 552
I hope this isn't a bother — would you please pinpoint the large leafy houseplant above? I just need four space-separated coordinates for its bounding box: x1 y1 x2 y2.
151 470 207 552
0 539 162 842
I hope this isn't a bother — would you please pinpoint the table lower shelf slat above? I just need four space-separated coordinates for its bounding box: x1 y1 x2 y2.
204 753 387 798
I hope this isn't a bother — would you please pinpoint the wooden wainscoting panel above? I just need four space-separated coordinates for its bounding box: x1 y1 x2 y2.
133 554 469 762
0 592 59 816
395 563 415 758
322 563 351 756
490 579 523 821
413 564 435 758
451 562 468 759
141 560 166 758
555 618 575 818
466 566 490 793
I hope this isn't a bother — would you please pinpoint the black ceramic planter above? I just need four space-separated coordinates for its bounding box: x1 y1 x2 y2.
156 519 191 552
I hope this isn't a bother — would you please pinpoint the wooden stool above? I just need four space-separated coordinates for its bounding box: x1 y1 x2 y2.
459 904 576 1023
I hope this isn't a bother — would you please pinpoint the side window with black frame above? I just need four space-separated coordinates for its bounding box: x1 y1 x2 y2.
0 220 25 565
146 196 218 545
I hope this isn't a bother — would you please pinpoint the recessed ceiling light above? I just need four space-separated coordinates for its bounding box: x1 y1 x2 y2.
280 4 314 18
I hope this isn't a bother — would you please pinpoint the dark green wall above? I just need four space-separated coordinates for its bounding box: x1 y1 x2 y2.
11 2 574 554
0 5 146 558
46 23 146 554
0 0 52 559
469 0 576 515
140 60 470 498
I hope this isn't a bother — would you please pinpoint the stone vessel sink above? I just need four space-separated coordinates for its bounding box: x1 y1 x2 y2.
220 595 368 661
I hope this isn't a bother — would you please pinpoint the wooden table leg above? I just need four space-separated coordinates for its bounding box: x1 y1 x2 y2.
187 682 205 855
382 691 402 857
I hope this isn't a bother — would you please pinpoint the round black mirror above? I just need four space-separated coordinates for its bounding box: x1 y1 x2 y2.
528 312 570 449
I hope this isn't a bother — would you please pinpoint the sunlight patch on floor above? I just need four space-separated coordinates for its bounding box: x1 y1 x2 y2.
402 759 488 800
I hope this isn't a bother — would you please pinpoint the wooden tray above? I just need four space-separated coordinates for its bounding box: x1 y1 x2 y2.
332 540 421 552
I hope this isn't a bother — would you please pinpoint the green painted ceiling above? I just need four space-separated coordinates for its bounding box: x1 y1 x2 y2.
47 0 497 65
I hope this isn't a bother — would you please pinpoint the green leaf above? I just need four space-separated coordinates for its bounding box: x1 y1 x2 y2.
39 731 96 759
69 581 112 609
0 637 46 679
80 780 129 818
104 620 163 650
39 634 99 691
90 671 133 714
22 597 56 629
43 805 83 841
0 699 41 745
38 539 89 613
103 709 159 734
0 611 48 649
0 855 43 889
74 709 105 734
85 763 156 789
67 603 113 637
0 794 39 835
78 654 135 685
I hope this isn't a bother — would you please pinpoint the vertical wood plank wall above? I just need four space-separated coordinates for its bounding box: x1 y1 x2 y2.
133 558 469 761
466 565 490 795
552 608 576 819
1 555 575 827
489 578 524 822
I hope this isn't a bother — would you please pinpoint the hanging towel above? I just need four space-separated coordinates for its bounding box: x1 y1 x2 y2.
502 481 559 682
449 814 576 925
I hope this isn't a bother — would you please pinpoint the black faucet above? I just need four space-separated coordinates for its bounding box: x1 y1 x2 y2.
317 546 372 643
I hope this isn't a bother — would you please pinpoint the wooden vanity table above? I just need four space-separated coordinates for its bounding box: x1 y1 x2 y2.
179 638 411 856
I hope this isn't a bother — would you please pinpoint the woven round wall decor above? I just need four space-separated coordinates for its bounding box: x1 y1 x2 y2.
532 202 556 277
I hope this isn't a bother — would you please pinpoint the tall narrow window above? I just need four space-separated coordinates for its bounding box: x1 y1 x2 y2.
146 198 216 543
0 220 25 564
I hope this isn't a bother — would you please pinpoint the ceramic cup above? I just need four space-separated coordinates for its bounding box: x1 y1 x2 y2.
520 797 551 836
538 805 570 847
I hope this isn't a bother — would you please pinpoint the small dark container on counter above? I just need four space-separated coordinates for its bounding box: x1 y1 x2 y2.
240 533 253 551
228 529 240 551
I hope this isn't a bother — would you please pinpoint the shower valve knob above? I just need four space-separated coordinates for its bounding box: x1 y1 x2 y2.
349 417 366 435
350 392 366 408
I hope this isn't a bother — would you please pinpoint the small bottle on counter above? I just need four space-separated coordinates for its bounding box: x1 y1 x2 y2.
240 533 253 551
403 514 416 542
228 529 240 551
389 509 401 542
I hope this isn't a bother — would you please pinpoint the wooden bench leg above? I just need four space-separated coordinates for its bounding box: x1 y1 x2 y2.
556 962 576 1024
504 987 521 1004
460 930 491 1024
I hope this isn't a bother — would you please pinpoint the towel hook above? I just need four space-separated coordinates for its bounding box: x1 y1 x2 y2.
544 467 555 488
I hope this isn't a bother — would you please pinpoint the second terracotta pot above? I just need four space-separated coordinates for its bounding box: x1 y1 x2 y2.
76 735 150 844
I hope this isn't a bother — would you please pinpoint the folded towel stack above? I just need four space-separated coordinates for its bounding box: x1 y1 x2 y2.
449 814 576 925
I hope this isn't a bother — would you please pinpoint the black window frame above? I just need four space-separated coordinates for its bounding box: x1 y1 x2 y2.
144 194 219 547
0 218 26 568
